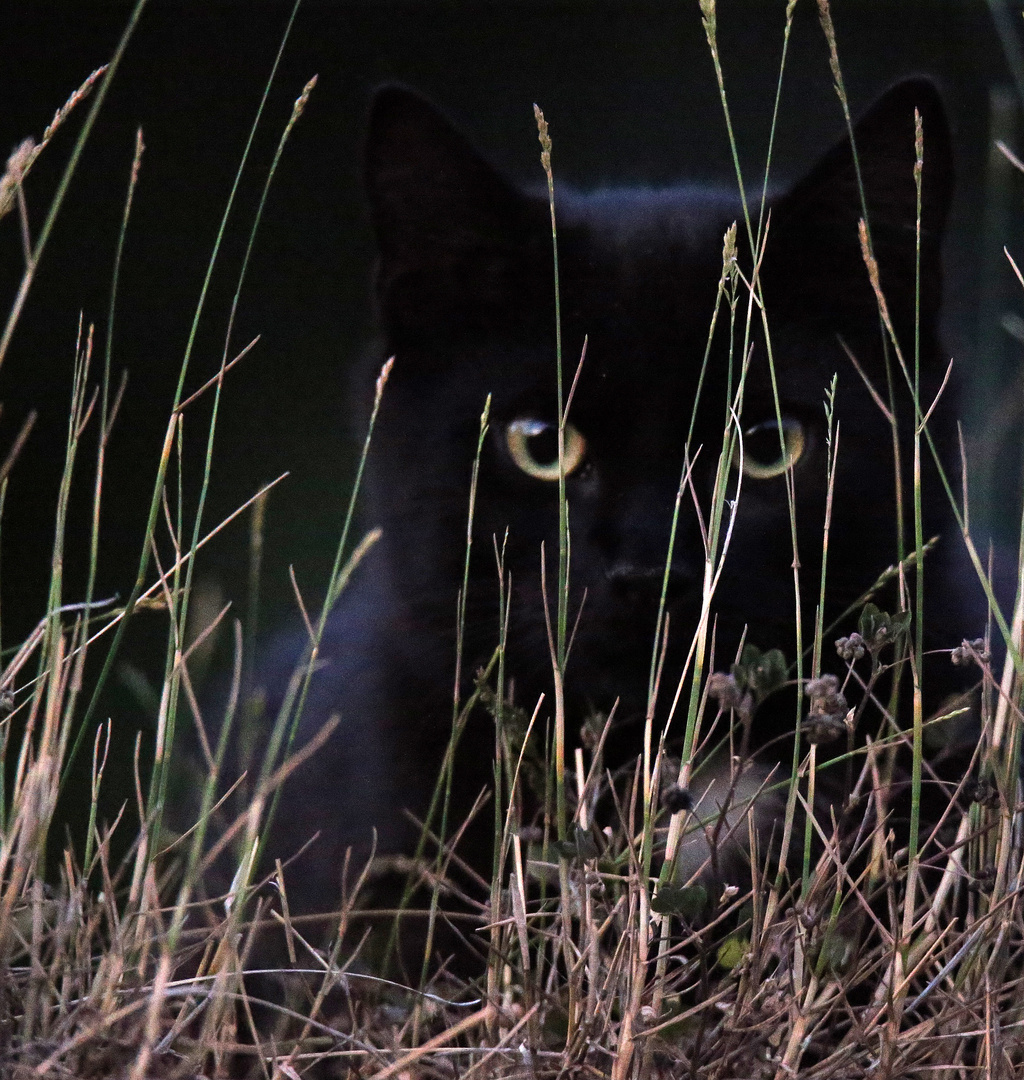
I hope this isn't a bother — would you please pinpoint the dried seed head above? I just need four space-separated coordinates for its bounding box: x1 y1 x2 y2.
797 902 820 930
804 714 846 746
584 869 606 896
707 671 747 714
662 784 694 815
804 674 848 744
951 638 989 667
805 674 839 700
968 865 996 893
0 138 38 221
836 632 866 662
722 222 737 270
964 777 1000 809
534 104 552 176
579 713 603 751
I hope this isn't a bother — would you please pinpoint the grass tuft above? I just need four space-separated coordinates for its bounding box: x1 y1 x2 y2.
1 6 1023 1079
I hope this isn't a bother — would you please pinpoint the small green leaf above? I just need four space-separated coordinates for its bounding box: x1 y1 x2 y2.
551 829 600 862
717 934 749 970
814 931 855 975
652 883 707 917
858 602 884 641
858 603 911 653
732 644 787 703
551 840 578 860
573 827 600 860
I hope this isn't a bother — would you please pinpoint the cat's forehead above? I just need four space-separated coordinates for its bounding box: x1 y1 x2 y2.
559 185 742 268
521 188 739 394
559 190 741 337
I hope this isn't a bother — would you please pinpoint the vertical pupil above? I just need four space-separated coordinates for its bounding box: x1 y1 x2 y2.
527 425 559 465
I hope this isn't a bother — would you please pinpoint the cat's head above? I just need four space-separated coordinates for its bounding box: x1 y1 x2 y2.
360 81 954 727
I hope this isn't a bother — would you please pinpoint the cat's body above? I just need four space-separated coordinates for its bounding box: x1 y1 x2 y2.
228 81 985 940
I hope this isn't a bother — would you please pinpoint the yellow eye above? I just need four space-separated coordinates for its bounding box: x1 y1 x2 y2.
506 418 587 481
736 418 806 479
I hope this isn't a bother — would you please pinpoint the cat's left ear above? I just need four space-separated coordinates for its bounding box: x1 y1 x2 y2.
364 86 549 346
768 78 952 338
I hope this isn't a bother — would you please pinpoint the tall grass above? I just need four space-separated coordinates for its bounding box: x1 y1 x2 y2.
1 2 1023 1078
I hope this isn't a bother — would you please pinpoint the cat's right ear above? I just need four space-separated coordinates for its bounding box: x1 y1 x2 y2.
766 79 952 346
364 86 546 344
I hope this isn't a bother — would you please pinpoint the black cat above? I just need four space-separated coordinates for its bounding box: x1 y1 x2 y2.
233 79 981 938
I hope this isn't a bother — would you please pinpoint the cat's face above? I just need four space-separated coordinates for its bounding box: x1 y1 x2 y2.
361 82 953 728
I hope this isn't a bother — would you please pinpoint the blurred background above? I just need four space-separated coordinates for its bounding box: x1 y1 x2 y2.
0 1 1022 819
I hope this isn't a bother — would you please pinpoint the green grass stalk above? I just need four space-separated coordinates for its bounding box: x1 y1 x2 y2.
755 0 798 245
533 105 571 850
87 126 142 650
157 73 318 881
415 394 491 1001
902 108 927 939
258 356 393 840
703 0 813 899
812 376 840 680
486 529 512 1043
819 10 910 842
66 0 304 789
803 377 840 887
0 0 147 372
535 102 581 1043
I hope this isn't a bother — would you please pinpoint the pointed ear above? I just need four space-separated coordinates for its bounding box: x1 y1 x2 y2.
767 79 953 341
364 86 547 344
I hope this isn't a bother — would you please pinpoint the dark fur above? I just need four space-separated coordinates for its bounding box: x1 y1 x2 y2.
227 81 984 939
